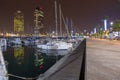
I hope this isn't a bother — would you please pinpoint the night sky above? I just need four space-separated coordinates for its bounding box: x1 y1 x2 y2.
0 0 120 34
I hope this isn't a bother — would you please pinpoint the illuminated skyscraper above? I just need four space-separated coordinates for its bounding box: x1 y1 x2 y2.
14 11 24 34
94 28 97 33
34 6 44 34
104 19 107 31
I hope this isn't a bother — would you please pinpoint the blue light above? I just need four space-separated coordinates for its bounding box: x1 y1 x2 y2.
104 19 107 31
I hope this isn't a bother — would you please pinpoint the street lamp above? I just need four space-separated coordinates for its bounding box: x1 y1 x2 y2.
110 22 113 26
110 21 114 32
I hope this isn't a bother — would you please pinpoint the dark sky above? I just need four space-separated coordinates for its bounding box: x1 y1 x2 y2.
0 0 120 33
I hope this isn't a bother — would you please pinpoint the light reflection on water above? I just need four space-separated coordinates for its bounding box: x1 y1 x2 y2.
2 45 66 80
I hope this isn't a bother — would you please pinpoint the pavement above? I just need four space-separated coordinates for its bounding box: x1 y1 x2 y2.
87 38 120 80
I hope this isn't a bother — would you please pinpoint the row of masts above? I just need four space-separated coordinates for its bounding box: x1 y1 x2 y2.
54 0 73 37
33 0 74 37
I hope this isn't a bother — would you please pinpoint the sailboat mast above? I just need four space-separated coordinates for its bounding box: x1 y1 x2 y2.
71 18 74 36
59 4 62 37
62 13 71 37
55 0 58 36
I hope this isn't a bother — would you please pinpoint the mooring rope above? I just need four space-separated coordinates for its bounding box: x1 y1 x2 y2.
7 73 38 80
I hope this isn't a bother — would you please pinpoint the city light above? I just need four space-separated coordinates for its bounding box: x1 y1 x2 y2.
104 19 107 31
110 22 113 26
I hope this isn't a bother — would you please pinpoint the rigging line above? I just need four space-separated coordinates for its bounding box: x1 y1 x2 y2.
55 0 58 36
8 73 38 80
61 12 71 38
59 4 62 37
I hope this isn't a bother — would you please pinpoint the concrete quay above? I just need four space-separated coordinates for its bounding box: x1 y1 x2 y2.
37 38 120 80
37 40 86 80
87 38 120 80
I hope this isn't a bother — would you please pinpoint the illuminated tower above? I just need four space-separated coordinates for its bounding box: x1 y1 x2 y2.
103 16 108 31
34 6 44 35
104 19 107 31
94 27 97 33
14 10 24 34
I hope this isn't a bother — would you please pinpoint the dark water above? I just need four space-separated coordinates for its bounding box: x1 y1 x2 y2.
2 45 64 80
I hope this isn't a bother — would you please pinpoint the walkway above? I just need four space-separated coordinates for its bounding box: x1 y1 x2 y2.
87 38 120 80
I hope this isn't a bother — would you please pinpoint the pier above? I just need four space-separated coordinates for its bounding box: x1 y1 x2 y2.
37 39 86 80
37 38 120 80
0 46 8 80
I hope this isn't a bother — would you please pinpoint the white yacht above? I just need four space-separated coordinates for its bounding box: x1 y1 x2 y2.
37 40 73 50
10 38 22 45
0 38 7 47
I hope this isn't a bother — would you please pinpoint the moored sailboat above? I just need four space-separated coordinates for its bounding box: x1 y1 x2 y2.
37 0 73 51
37 40 73 50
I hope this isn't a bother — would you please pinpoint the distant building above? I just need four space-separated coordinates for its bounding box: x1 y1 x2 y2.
34 6 44 35
14 11 24 34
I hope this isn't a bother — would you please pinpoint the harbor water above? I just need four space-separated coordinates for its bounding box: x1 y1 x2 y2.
2 45 67 80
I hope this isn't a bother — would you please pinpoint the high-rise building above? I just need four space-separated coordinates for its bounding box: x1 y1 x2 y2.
14 11 24 34
34 6 44 34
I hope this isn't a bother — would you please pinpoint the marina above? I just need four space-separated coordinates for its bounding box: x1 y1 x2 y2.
0 0 120 80
0 36 82 80
0 1 84 79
